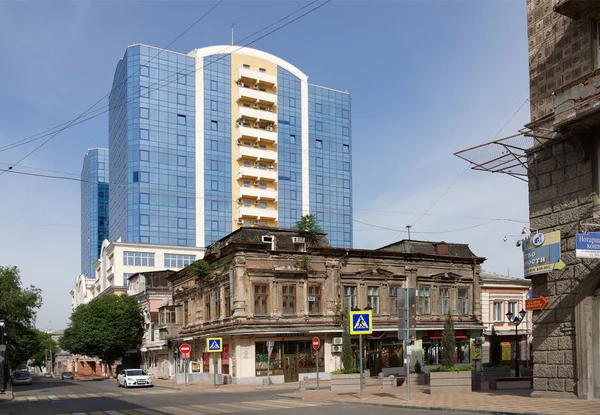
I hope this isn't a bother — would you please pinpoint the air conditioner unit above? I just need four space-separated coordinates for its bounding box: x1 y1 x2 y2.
475 337 485 345
254 123 260 128
253 104 259 109
253 142 260 147
254 163 260 167
308 296 316 302
292 237 305 244
237 140 243 145
268 165 274 169
332 345 342 353
254 181 260 186
266 126 273 132
266 107 272 112
237 82 245 87
237 219 244 224
237 198 243 204
254 220 260 224
332 337 343 345
253 85 259 90
254 201 260 205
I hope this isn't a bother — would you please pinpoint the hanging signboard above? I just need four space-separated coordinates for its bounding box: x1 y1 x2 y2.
575 232 600 258
522 231 565 277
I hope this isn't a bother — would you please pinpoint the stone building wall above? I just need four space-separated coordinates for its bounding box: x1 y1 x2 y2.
527 0 594 124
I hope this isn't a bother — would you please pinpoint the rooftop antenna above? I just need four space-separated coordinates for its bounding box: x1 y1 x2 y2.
406 225 412 241
231 23 234 46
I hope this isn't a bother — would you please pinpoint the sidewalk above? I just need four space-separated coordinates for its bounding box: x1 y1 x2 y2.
151 377 302 393
0 387 13 403
279 384 600 415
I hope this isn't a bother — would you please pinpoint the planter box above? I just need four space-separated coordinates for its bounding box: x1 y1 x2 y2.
482 366 511 381
409 373 428 386
429 371 472 395
331 374 365 391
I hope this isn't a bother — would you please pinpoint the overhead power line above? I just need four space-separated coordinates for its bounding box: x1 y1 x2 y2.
0 0 327 159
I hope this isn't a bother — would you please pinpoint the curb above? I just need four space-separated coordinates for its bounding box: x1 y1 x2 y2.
0 390 14 403
277 393 560 415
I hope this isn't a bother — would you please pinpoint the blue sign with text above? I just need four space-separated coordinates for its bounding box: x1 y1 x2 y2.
576 232 600 258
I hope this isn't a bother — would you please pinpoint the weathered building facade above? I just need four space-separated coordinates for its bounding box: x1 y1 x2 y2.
166 227 485 384
525 0 600 399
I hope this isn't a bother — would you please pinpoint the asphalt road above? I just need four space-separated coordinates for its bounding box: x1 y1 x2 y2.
1 376 477 415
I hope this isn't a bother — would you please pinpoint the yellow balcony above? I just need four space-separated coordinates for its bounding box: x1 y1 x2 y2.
238 106 277 124
236 167 277 181
237 126 277 144
237 67 277 87
236 146 277 163
238 186 277 201
237 206 278 220
237 85 277 105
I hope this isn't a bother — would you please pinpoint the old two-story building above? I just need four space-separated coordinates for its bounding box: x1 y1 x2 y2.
127 270 176 379
480 272 532 369
165 227 486 385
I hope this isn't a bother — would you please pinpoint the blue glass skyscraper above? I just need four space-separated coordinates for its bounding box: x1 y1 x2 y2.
104 44 352 250
81 148 109 278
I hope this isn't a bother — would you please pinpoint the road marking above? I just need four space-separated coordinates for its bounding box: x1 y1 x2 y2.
182 406 226 415
264 399 322 406
232 402 267 411
213 402 264 411
186 405 224 414
90 412 107 415
67 394 81 399
134 408 171 415
26 396 38 401
48 395 59 400
158 407 195 415
240 401 295 409
86 393 100 397
105 410 128 415
105 392 121 396
188 404 235 413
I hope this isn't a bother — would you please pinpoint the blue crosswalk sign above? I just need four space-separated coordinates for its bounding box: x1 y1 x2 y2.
206 337 223 352
349 310 372 335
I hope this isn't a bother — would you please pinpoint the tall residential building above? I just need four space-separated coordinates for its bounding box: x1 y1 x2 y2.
107 44 352 249
81 148 109 278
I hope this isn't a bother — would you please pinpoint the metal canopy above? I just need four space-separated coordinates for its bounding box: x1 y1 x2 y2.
454 132 536 182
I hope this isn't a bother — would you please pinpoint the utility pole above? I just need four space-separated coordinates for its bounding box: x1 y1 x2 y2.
231 23 234 46
406 225 412 240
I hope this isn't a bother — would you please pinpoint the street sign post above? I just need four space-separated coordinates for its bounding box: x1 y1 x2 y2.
312 337 320 389
179 343 191 386
398 288 416 401
266 341 274 386
349 310 372 396
206 338 223 388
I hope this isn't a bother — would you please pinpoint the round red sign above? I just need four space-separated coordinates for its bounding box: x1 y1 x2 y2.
179 343 191 354
312 337 320 350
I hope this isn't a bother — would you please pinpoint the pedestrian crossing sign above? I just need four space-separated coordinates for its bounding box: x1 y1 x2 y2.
206 337 223 353
349 310 372 335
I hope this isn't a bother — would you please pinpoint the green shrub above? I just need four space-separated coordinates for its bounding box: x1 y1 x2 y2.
414 360 422 374
331 368 361 375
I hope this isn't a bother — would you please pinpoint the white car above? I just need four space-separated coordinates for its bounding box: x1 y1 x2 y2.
117 369 153 388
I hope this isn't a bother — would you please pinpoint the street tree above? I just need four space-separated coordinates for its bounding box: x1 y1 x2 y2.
30 330 58 372
60 294 144 376
441 311 456 368
0 265 42 369
295 214 322 245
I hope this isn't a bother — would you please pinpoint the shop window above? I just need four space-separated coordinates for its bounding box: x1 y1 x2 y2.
297 341 324 374
214 290 221 319
224 287 231 318
255 341 283 377
205 294 211 321
381 342 403 368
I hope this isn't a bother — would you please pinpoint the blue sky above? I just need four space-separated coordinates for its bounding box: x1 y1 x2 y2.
0 0 530 329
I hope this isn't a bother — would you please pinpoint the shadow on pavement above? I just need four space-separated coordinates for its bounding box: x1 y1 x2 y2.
0 395 159 415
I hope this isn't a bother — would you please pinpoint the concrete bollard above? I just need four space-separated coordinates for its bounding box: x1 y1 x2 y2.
262 378 270 389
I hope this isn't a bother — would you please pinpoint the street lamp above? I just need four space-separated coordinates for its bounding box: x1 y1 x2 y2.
506 309 527 377
351 305 372 396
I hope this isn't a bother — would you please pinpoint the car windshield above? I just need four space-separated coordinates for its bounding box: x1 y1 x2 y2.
126 370 147 376
14 372 30 378
63 372 72 375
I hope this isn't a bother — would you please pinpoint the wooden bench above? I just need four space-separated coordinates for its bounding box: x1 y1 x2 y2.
490 376 533 390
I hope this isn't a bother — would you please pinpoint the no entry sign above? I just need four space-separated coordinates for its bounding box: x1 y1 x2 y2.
312 337 320 350
179 343 191 354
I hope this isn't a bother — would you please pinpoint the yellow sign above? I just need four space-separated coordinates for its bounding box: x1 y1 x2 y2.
471 344 482 360
349 310 372 335
501 343 511 361
191 362 201 373
206 337 223 353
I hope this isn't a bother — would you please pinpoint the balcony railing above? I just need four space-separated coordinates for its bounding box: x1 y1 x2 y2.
237 67 277 86
238 126 277 144
237 206 278 219
236 146 277 162
238 186 277 200
238 106 277 123
237 85 277 105
236 166 278 181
